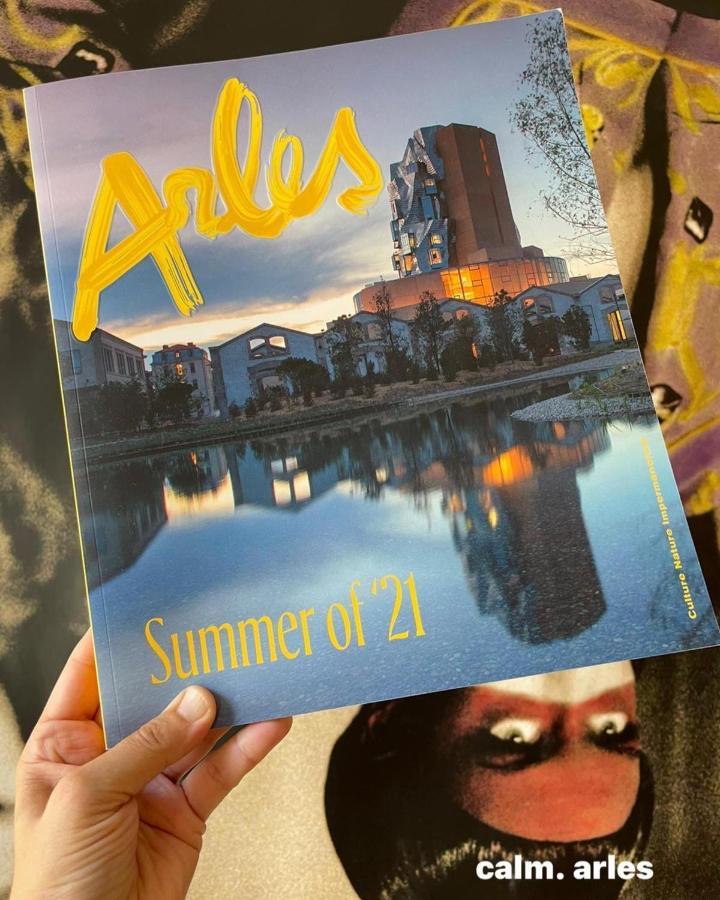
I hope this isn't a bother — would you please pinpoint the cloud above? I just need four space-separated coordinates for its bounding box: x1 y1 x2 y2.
102 278 375 356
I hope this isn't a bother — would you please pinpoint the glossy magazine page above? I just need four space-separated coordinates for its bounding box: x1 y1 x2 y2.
24 12 719 744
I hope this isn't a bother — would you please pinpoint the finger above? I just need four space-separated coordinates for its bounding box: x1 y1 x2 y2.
24 719 105 768
164 726 230 781
80 686 216 801
39 630 100 724
17 719 106 817
182 717 292 821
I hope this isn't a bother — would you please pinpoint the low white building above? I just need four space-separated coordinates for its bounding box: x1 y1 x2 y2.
317 311 412 380
54 319 145 391
318 300 490 380
516 275 634 347
210 323 320 415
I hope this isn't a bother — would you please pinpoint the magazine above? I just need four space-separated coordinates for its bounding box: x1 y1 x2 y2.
24 11 720 745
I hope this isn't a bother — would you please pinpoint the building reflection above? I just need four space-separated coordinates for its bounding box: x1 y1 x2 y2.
86 387 618 642
79 459 168 588
225 439 341 511
162 446 233 519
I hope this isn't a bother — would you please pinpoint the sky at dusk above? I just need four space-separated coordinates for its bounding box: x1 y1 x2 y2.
30 12 616 360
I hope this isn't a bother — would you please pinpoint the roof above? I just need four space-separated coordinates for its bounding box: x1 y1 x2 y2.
152 343 208 359
53 319 144 354
515 275 619 300
210 322 316 351
158 342 203 351
437 298 485 310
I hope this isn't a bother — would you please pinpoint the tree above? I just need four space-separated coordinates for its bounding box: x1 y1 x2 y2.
82 380 147 434
511 14 613 264
561 305 592 351
441 314 479 375
523 316 561 365
327 315 363 386
363 360 376 397
276 357 329 399
411 291 449 375
486 290 520 362
373 278 409 381
153 373 198 424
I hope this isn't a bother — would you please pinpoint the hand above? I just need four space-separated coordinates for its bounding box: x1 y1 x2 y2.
12 630 291 900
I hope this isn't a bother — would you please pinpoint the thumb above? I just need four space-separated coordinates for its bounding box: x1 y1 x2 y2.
82 686 216 800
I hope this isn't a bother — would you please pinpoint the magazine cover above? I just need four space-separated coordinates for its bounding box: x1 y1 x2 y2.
23 11 720 744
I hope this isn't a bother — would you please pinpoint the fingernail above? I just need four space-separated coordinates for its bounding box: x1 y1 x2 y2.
175 686 210 722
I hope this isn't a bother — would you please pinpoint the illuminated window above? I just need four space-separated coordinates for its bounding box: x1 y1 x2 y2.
285 456 298 472
270 459 284 475
293 471 311 502
428 248 443 266
607 310 627 342
425 177 434 187
269 335 287 350
272 479 292 506
403 255 415 274
408 234 417 249
175 351 181 359
175 363 184 377
431 234 443 245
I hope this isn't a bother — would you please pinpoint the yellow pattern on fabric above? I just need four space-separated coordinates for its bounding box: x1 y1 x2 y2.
5 0 84 53
453 0 720 137
686 471 720 517
651 243 720 424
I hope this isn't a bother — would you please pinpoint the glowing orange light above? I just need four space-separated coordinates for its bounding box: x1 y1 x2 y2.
481 445 535 487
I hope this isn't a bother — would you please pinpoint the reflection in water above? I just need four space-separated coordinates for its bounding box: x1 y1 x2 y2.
80 385 619 644
80 460 167 588
163 448 233 520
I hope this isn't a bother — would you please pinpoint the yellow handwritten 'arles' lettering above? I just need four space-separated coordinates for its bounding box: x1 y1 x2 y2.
72 78 383 341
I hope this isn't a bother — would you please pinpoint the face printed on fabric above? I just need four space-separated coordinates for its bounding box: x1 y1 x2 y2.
438 662 640 843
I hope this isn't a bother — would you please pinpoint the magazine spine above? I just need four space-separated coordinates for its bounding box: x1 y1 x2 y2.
23 85 121 747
